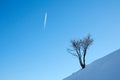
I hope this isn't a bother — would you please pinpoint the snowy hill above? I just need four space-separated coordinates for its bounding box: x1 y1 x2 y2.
63 49 120 80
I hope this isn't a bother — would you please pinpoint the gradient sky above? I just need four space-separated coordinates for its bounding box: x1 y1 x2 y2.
0 0 120 80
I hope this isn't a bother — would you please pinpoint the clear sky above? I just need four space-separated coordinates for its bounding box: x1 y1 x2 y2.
0 0 120 80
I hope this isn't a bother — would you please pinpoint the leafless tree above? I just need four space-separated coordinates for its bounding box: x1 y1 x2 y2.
68 34 93 69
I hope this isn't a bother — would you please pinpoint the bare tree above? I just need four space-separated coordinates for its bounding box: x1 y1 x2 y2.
68 35 93 69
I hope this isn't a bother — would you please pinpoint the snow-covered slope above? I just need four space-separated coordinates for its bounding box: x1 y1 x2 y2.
63 49 120 80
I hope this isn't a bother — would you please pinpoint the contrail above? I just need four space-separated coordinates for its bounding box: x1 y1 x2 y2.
44 12 47 30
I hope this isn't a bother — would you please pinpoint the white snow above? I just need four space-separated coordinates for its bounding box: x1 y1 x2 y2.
63 49 120 80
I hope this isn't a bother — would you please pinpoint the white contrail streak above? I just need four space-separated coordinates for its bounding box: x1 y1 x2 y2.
44 12 47 30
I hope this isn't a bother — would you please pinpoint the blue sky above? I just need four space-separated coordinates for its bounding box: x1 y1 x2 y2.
0 0 120 80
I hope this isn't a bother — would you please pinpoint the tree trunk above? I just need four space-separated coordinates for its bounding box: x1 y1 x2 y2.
84 50 87 64
79 56 85 69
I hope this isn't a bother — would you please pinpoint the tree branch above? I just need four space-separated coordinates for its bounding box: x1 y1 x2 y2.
67 49 78 58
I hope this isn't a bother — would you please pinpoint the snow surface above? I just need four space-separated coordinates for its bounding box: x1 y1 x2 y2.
63 49 120 80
